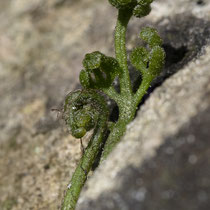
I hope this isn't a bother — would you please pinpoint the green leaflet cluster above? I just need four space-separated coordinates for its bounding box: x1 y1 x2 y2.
62 89 109 209
80 51 120 89
109 0 153 18
62 0 165 209
63 89 108 138
79 27 165 93
130 27 165 79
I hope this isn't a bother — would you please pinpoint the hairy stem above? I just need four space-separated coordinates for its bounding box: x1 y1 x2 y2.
102 85 121 104
115 9 133 96
101 9 135 161
61 126 105 210
61 91 108 210
100 118 128 162
134 75 153 106
61 1 164 208
101 75 154 161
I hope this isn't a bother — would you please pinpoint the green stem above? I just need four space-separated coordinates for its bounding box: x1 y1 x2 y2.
101 75 154 161
61 0 166 208
115 9 133 96
101 9 135 161
101 95 136 161
61 91 108 210
134 75 153 106
61 125 106 210
102 85 121 104
100 118 128 162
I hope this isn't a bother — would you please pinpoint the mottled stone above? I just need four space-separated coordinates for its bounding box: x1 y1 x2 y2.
0 0 210 210
77 45 210 210
0 0 114 209
76 0 210 210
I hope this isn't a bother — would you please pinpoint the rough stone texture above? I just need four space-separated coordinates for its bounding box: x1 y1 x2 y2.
0 0 210 210
0 0 115 209
77 46 210 209
76 0 210 210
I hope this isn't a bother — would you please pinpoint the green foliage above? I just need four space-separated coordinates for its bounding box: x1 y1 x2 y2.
133 2 152 18
130 27 165 78
130 47 149 73
62 0 165 209
140 27 163 47
109 0 154 18
108 0 136 9
80 51 120 89
62 90 109 209
64 89 107 138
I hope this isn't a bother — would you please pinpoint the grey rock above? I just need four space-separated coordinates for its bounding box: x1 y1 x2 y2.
0 0 115 209
76 1 210 210
77 46 210 210
0 0 210 210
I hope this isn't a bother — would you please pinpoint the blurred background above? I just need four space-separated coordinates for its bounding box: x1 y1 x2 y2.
0 0 210 210
0 0 115 209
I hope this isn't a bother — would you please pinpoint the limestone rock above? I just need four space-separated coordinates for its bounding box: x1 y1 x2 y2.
0 0 210 210
76 0 210 210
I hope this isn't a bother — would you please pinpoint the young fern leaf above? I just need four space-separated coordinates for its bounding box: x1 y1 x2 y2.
148 46 165 78
80 51 120 89
133 0 153 18
61 1 165 209
108 0 135 9
62 89 109 209
140 27 163 48
64 90 99 138
130 47 149 73
130 27 165 79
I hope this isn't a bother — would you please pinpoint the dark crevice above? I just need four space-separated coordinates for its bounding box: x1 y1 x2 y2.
196 0 205 6
75 14 210 130
110 14 210 120
131 44 189 97
137 44 189 108
78 105 210 210
162 44 188 69
133 14 210 110
109 105 119 122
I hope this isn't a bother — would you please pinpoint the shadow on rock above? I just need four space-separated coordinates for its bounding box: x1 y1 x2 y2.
78 97 210 210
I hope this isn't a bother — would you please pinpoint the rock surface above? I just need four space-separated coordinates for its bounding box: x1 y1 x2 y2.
77 0 210 210
0 0 210 210
77 45 210 210
0 0 115 209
